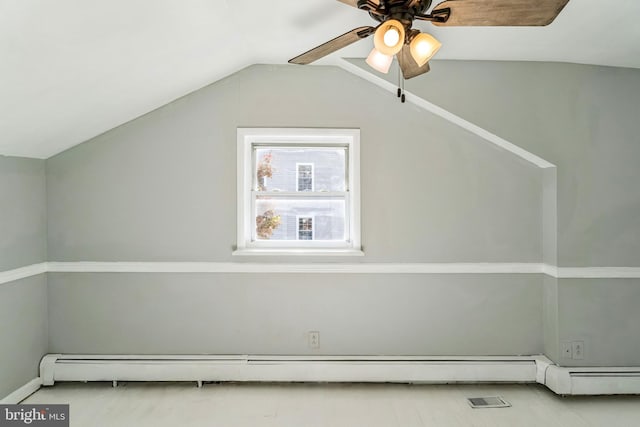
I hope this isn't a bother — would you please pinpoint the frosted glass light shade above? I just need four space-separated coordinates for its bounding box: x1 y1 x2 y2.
366 48 393 74
373 19 405 56
409 32 442 67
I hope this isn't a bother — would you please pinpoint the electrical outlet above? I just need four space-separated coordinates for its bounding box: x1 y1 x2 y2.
561 341 573 359
572 341 584 360
308 331 320 349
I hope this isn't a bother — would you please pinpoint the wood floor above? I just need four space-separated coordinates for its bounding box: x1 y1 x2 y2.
24 382 640 427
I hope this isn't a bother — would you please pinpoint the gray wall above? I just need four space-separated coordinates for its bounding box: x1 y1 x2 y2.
358 59 640 268
354 60 640 366
48 273 541 355
0 276 48 398
0 156 47 271
45 65 545 356
542 276 559 363
47 65 543 264
0 156 48 398
557 278 640 367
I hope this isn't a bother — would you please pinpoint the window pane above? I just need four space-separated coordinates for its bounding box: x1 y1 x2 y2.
298 217 313 240
297 164 313 192
255 147 345 192
255 197 346 241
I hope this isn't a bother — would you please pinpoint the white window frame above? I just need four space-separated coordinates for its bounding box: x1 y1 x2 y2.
296 163 314 192
296 215 315 241
235 128 362 256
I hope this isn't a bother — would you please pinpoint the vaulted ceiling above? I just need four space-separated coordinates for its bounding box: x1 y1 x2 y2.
2 0 639 158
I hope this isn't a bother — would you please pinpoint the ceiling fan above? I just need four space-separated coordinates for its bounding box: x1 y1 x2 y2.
289 0 570 83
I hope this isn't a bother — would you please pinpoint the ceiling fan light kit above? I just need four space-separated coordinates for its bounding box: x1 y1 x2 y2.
409 32 441 67
289 0 571 89
373 19 406 55
366 48 394 73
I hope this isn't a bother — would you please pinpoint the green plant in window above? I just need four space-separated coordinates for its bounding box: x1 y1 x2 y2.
257 152 273 191
256 209 281 239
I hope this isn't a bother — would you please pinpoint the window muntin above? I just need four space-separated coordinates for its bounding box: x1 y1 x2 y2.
236 128 361 255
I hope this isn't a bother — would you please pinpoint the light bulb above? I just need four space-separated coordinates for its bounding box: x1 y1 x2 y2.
373 20 405 56
409 32 442 67
366 48 393 74
383 28 400 47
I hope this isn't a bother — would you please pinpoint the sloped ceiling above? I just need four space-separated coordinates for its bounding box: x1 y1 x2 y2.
1 0 639 159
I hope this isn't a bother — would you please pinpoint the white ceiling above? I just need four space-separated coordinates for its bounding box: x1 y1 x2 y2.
2 0 639 158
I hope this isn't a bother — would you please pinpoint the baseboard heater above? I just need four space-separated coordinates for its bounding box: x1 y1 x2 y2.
39 354 640 395
41 355 540 386
544 365 640 395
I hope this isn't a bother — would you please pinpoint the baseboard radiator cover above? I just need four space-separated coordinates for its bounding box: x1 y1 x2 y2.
544 365 640 395
40 355 540 386
39 355 640 395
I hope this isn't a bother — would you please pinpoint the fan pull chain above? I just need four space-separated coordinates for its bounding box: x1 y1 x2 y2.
396 60 406 103
397 61 402 99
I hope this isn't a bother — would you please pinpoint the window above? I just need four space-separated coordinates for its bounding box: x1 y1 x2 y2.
296 163 314 192
236 128 362 256
297 216 314 240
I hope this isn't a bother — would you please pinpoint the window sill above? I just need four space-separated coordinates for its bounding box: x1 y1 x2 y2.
232 248 365 257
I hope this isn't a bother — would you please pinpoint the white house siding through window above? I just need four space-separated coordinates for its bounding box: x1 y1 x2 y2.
254 147 346 241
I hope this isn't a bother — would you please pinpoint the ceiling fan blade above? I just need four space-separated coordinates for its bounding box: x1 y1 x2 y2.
289 26 375 65
432 0 570 26
397 44 431 79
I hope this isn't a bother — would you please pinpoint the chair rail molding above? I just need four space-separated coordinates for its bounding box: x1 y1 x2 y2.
2 262 640 282
0 263 48 285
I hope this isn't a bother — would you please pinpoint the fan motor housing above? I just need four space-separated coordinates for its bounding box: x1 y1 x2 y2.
359 0 434 25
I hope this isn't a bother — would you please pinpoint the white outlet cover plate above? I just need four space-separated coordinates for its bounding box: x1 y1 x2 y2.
308 332 320 349
572 341 584 360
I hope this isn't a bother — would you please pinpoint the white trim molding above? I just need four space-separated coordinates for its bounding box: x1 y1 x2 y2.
542 263 559 277
47 262 543 274
337 59 555 170
2 262 640 280
0 263 48 286
554 267 640 279
231 248 365 257
0 378 42 404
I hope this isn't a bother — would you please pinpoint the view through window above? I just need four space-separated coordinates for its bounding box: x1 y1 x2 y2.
254 146 345 242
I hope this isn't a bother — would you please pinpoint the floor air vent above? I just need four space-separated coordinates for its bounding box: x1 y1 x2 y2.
467 396 511 409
